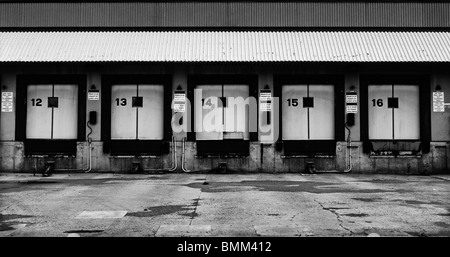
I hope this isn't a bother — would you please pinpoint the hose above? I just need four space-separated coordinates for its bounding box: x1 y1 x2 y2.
181 137 191 173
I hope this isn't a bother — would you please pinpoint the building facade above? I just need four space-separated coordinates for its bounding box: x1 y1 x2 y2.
1 1 450 174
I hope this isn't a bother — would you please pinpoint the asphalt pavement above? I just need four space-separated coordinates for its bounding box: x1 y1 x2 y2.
0 172 449 237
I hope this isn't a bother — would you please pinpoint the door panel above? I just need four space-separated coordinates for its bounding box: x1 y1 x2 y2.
309 85 335 140
195 85 223 140
368 85 393 140
111 85 137 139
223 85 250 140
52 85 78 139
393 85 420 140
137 85 164 140
282 85 308 140
26 85 52 139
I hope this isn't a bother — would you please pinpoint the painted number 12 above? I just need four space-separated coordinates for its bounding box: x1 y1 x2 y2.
31 98 42 106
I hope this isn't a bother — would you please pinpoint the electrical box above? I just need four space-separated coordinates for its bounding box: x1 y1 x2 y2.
89 111 97 125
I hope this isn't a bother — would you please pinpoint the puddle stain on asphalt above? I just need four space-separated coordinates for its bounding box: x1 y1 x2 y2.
145 176 169 180
352 197 383 202
342 213 369 217
64 229 104 234
0 214 34 222
185 180 411 194
352 198 442 206
433 222 450 228
126 199 200 218
0 178 145 193
0 223 15 231
0 214 34 232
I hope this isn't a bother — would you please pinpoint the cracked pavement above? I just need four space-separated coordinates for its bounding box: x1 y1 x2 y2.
0 172 449 237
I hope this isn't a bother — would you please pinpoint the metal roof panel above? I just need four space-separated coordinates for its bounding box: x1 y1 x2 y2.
1 31 450 63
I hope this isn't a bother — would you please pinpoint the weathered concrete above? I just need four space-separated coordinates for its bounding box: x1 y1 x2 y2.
1 140 448 174
0 172 449 237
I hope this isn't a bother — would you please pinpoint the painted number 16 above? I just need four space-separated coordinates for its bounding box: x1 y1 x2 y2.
372 99 383 107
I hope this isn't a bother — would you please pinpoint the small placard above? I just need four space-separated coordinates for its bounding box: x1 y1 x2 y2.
2 92 13 101
433 91 445 112
174 103 186 112
260 103 272 111
260 92 272 101
1 102 13 112
433 102 445 112
346 105 358 114
346 92 358 104
433 92 444 101
1 92 13 112
174 93 186 102
88 91 100 101
260 90 272 111
173 92 186 113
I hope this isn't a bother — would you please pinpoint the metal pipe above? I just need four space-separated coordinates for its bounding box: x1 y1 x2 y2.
312 123 352 174
53 142 92 172
53 121 93 173
342 123 352 173
182 137 191 173
142 136 177 172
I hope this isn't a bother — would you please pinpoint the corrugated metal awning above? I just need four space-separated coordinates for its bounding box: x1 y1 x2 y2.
1 31 450 62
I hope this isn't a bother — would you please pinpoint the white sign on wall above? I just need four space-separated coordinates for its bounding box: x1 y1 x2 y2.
433 91 445 112
173 92 186 112
345 92 358 113
346 93 358 104
346 105 358 114
260 90 272 111
1 92 13 112
88 91 100 101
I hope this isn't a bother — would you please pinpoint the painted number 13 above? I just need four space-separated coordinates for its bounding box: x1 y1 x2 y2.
115 98 127 106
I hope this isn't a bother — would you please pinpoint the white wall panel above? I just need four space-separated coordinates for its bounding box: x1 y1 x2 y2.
368 85 393 140
111 85 137 139
137 85 164 140
52 84 78 139
309 85 335 140
393 85 420 140
26 85 52 139
282 85 308 140
223 85 249 140
195 85 223 140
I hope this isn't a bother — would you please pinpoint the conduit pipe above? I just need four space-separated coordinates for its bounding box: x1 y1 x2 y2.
181 137 191 173
342 123 352 173
142 136 178 172
53 121 93 173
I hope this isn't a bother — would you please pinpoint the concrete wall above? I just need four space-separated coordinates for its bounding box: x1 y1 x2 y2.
1 63 449 174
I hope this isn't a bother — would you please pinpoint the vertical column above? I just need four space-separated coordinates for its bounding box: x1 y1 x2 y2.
1 74 17 141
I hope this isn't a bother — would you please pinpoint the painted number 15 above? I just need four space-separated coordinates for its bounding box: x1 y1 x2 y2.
287 99 298 107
